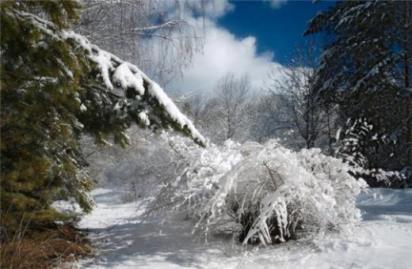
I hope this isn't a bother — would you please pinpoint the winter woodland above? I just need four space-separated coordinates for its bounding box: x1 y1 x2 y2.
1 1 411 269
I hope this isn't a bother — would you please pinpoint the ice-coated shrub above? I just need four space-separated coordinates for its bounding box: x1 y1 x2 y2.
148 137 367 245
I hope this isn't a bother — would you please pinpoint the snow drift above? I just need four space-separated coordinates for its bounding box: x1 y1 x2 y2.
149 138 367 245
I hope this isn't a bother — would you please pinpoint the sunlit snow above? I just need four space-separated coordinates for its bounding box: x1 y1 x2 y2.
75 188 412 269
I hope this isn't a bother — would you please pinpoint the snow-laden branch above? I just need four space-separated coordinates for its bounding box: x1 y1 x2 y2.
132 20 187 32
66 30 206 146
15 9 206 146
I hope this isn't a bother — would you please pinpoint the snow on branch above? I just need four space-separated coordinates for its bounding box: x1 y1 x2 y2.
65 31 205 145
132 20 187 32
15 9 205 146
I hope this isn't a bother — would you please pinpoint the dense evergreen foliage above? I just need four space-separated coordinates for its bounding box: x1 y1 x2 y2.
305 0 412 185
0 0 203 233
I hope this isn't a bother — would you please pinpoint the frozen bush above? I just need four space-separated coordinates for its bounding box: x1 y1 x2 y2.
148 138 367 246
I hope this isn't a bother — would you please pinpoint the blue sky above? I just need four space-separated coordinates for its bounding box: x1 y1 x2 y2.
172 0 335 93
218 0 334 65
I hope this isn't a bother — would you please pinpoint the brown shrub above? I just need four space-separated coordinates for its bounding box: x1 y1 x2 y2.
0 224 92 269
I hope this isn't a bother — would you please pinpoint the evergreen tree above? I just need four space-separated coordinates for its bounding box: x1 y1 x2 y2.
0 0 204 233
305 0 412 185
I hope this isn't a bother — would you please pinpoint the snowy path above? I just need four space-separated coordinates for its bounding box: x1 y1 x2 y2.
77 188 412 269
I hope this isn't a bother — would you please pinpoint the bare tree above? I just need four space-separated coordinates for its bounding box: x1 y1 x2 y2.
177 74 251 143
75 0 203 86
178 92 209 127
249 93 297 144
268 43 331 149
213 74 250 141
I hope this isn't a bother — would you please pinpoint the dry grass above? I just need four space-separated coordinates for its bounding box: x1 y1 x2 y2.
0 224 92 269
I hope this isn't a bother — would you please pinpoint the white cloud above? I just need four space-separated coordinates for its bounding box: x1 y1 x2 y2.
269 0 288 9
187 0 234 18
170 19 287 94
176 0 234 19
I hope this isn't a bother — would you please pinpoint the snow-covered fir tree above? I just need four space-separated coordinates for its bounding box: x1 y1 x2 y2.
305 0 412 185
0 0 204 232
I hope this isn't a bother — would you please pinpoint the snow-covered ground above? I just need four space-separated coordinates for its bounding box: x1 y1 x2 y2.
76 188 412 269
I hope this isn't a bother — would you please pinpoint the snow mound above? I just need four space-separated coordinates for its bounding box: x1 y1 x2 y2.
149 138 367 245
